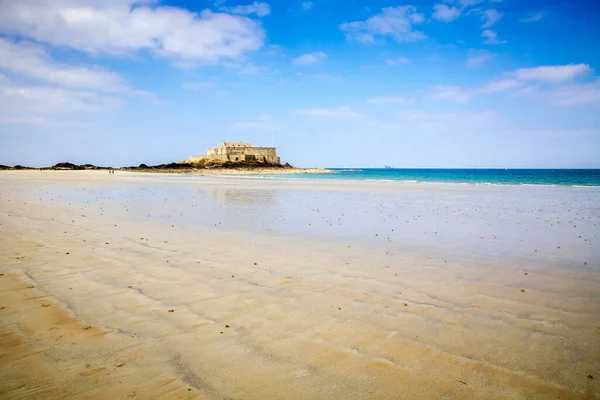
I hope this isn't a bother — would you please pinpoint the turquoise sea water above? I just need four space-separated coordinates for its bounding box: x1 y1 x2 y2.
261 169 600 186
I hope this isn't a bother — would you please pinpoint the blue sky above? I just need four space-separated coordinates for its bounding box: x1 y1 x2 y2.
0 0 598 168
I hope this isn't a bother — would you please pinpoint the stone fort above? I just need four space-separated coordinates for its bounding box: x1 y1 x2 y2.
188 142 281 164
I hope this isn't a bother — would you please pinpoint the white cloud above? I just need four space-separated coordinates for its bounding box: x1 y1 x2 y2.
480 9 502 28
292 52 327 65
0 80 121 114
0 38 126 92
0 36 160 126
430 78 523 102
0 36 158 122
429 85 472 102
514 64 592 82
430 79 522 102
368 96 411 104
340 6 426 43
239 63 262 74
296 106 359 117
481 29 505 44
520 11 546 23
386 57 410 66
465 49 494 68
0 116 48 125
0 0 266 64
429 63 598 107
302 2 314 11
432 4 462 22
182 81 216 90
228 2 271 17
478 79 520 93
221 60 280 75
516 80 600 107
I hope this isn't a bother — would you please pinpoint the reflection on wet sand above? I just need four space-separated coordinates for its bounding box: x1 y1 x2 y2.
209 187 278 207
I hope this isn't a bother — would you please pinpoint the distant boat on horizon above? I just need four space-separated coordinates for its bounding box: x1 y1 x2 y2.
384 165 393 169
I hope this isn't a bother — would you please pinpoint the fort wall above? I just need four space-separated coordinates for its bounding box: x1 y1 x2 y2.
188 142 281 164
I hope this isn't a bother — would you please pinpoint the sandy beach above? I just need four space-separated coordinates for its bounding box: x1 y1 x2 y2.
1 170 599 399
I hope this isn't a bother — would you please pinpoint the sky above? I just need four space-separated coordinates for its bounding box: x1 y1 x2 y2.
0 0 599 168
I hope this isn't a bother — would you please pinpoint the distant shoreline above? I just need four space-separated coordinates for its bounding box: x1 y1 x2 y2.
0 162 333 175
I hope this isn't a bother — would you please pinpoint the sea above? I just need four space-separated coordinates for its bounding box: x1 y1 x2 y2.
258 168 600 186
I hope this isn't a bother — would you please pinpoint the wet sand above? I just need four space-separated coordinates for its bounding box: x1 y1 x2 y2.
1 171 599 399
124 167 333 175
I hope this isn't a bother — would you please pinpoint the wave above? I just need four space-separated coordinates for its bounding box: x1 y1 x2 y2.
202 170 600 187
519 183 559 187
